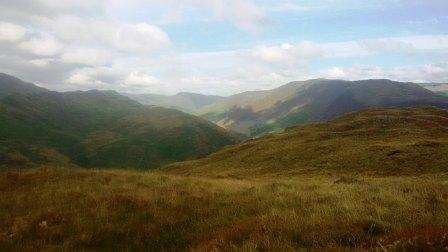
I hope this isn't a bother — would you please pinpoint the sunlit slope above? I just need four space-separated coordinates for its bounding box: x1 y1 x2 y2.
201 79 448 136
163 107 448 176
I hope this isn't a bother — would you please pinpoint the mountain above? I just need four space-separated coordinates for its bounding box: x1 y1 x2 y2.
200 79 448 136
0 73 47 98
0 74 241 169
419 82 448 95
125 92 224 114
162 107 448 177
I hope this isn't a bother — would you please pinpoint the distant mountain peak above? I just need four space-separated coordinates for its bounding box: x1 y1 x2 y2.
0 73 48 98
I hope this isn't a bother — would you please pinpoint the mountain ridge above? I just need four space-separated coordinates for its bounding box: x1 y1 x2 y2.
123 79 448 136
0 73 242 169
0 73 48 98
200 79 448 136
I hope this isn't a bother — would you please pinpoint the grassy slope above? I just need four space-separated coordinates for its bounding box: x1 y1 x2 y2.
1 107 448 250
1 168 447 251
0 91 241 169
163 107 448 177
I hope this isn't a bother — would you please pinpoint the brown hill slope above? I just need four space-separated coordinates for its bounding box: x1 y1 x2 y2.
162 107 448 176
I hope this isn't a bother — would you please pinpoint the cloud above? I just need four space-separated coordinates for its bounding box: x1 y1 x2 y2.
1 0 447 95
60 47 112 66
66 67 126 89
39 15 115 44
106 0 270 33
207 0 269 33
29 58 53 67
246 41 322 64
0 22 27 42
312 63 448 83
124 71 160 91
18 33 63 56
39 15 171 54
0 0 107 19
0 1 172 90
114 23 171 54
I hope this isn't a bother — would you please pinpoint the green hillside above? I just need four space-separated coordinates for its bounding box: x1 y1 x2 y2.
163 107 448 176
0 75 241 169
200 79 448 136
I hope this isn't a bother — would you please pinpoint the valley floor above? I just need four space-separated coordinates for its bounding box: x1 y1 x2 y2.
1 167 448 251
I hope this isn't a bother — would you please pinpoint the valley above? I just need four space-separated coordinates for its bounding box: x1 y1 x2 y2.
1 74 448 251
1 2 448 251
129 79 448 136
2 106 448 251
0 74 241 169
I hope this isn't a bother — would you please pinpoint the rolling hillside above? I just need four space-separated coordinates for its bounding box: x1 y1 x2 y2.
0 74 241 169
200 79 448 136
163 107 448 176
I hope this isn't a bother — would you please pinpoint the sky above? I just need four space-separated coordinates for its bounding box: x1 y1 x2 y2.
0 0 447 95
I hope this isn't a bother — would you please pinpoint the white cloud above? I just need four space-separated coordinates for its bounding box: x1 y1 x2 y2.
124 71 159 88
246 41 322 64
66 67 124 89
322 35 448 58
311 63 448 83
67 72 97 86
242 35 448 69
29 58 53 67
106 0 270 33
40 15 115 45
18 34 62 56
39 15 171 55
60 47 112 66
114 23 171 54
208 0 269 33
0 22 27 42
1 0 448 95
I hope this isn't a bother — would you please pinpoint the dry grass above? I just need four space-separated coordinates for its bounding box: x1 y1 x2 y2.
1 167 448 251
